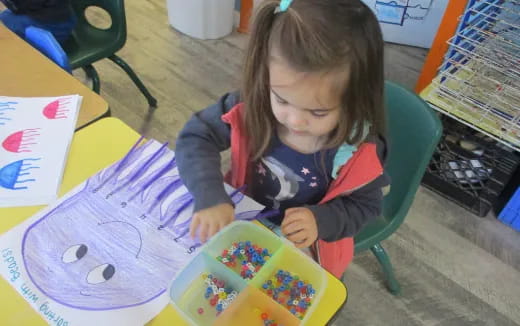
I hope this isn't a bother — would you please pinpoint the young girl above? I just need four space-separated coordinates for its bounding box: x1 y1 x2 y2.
175 0 389 278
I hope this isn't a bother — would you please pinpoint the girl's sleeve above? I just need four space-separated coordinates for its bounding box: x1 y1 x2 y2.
175 92 240 212
307 135 391 241
306 175 388 241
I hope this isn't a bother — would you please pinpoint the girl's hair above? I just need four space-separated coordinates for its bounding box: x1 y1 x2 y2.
242 0 386 160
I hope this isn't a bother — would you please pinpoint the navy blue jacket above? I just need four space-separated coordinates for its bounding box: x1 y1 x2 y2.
1 0 72 22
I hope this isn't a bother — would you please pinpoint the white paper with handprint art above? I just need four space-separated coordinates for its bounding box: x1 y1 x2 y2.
0 95 82 207
0 139 264 326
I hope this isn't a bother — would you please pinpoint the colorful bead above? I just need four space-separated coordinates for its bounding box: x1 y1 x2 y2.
216 241 273 280
197 307 204 314
260 312 284 326
259 269 315 319
202 274 237 315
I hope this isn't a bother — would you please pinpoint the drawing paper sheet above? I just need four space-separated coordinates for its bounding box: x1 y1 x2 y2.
0 140 264 326
361 0 449 48
0 95 82 208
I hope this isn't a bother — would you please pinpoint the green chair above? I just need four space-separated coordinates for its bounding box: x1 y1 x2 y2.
354 81 442 295
62 0 157 108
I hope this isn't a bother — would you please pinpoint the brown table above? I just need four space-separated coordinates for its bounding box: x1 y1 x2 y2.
0 24 109 129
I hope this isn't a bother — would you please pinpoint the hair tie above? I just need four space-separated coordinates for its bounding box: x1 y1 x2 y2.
275 0 293 13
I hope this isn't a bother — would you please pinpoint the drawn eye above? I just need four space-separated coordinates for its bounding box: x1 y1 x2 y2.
62 244 88 263
87 263 115 284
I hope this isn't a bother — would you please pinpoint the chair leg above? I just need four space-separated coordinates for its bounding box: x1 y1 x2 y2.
108 54 158 108
370 243 401 295
82 65 100 94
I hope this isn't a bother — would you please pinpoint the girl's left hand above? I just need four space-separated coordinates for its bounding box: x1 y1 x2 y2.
281 207 318 248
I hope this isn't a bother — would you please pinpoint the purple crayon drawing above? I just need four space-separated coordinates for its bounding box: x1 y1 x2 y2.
20 139 263 311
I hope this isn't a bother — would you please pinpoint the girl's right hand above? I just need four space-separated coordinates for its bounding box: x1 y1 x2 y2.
189 203 234 243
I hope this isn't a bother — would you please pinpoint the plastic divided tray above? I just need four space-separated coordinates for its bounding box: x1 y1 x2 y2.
169 221 327 326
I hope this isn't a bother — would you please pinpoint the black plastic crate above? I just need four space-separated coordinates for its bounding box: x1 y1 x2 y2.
421 117 520 217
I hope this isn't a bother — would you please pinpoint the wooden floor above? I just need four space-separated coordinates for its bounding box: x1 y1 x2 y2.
5 0 520 324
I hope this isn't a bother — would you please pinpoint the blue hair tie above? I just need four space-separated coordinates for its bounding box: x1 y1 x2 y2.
275 0 293 13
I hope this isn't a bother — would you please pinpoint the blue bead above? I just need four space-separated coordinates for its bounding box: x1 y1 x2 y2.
290 308 296 314
245 241 251 246
216 304 222 311
204 292 210 299
263 283 269 289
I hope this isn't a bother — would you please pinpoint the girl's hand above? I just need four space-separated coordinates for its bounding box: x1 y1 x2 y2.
190 203 234 243
281 207 318 248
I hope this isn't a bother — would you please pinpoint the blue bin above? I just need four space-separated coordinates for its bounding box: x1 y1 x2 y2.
498 187 520 231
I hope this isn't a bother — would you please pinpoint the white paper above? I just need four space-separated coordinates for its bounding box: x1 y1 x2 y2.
0 95 81 207
0 140 264 326
361 0 449 48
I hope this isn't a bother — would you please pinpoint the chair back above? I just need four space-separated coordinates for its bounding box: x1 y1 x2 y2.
64 0 126 68
25 26 72 73
355 81 442 251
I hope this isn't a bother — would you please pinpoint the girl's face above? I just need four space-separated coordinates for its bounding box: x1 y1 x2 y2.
269 56 343 140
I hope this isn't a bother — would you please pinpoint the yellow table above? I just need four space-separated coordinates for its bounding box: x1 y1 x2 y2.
0 24 109 129
0 118 347 325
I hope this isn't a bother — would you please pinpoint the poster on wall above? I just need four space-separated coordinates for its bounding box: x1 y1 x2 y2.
361 0 450 48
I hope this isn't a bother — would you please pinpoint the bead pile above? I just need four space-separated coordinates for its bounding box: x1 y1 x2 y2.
202 273 238 316
216 241 272 280
260 312 284 326
261 270 315 319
